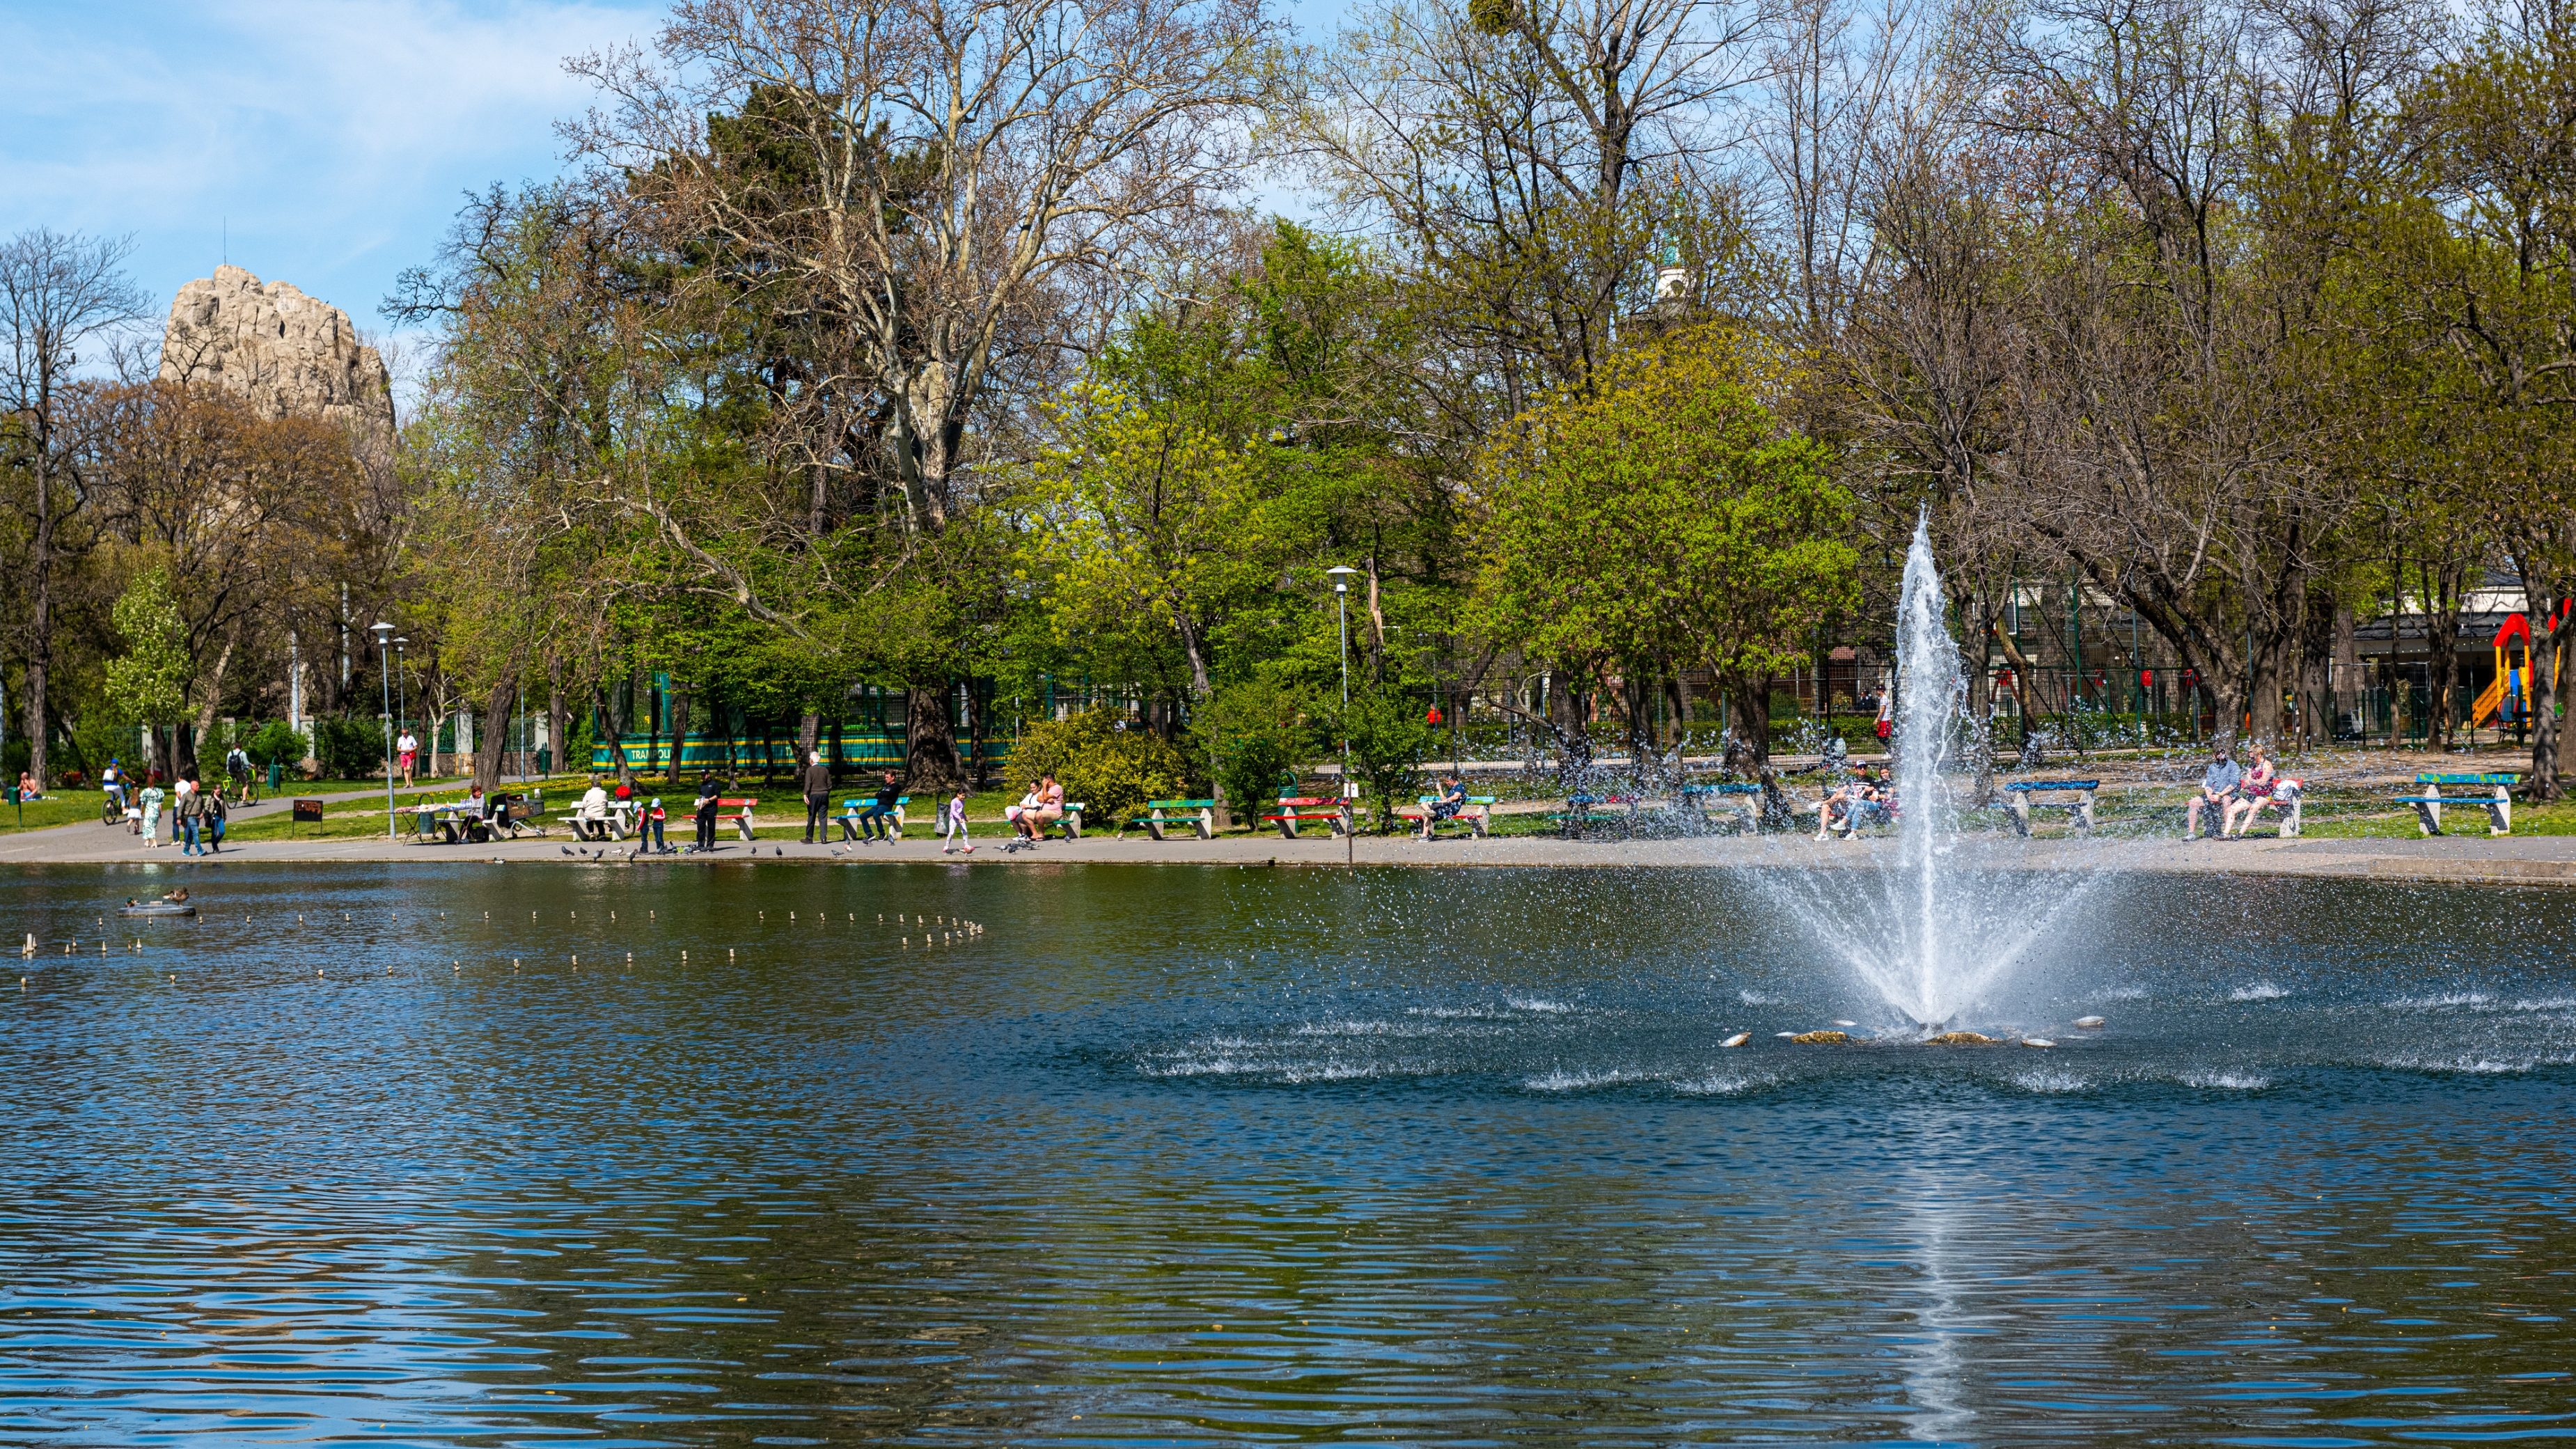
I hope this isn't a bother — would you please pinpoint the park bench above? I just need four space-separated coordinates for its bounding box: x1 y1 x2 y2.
1682 782 1763 833
2004 779 2099 836
1264 794 1351 838
716 797 760 841
408 801 490 845
1401 794 1495 838
838 794 910 841
1131 798 1216 840
2394 772 2518 837
557 797 642 841
1553 793 1647 838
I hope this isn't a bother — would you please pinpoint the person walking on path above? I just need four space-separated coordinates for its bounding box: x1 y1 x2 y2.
397 729 419 785
175 775 203 856
691 773 721 852
139 778 166 847
852 772 902 843
939 789 973 854
801 750 833 844
201 788 227 854
2184 748 2241 840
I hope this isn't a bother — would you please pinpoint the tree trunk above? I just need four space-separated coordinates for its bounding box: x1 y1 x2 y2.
904 684 964 789
666 691 691 785
2247 631 2286 750
25 654 49 792
1722 673 1773 776
26 467 54 790
2333 604 2359 743
546 673 568 781
472 677 513 792
1364 554 1388 685
796 710 820 772
2532 599 2568 801
603 676 635 790
188 631 239 775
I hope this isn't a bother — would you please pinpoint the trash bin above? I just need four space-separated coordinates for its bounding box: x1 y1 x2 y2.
266 761 281 792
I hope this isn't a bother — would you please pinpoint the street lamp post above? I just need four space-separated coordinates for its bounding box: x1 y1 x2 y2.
370 622 395 838
1326 565 1358 860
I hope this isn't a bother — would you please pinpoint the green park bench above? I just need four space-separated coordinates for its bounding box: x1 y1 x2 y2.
2394 772 2519 836
1131 798 1216 840
1404 793 1495 838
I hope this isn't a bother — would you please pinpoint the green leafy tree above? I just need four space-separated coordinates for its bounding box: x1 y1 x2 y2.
102 570 189 766
1330 686 1434 832
1471 324 1858 776
1196 678 1318 825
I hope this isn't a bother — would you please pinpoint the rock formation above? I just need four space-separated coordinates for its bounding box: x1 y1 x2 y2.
158 264 395 457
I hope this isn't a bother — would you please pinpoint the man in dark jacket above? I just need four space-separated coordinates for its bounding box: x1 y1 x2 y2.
801 750 833 843
692 773 721 851
852 771 902 843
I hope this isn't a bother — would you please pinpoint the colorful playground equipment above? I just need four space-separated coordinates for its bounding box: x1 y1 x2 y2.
2469 604 2568 729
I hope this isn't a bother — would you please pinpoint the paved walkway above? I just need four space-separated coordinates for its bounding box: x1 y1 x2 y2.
9 806 2576 886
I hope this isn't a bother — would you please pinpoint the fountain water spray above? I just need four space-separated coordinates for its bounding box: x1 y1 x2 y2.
1759 515 2098 1030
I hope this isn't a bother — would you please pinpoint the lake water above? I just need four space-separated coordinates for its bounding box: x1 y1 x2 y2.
4 861 2574 1446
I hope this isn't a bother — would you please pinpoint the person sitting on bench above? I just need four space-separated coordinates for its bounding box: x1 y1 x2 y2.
849 771 903 843
1016 773 1066 841
1420 775 1469 838
2184 749 2240 840
574 776 613 840
2222 747 2277 839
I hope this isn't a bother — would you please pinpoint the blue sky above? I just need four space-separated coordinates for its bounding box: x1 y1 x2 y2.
1 0 1346 381
0 0 667 372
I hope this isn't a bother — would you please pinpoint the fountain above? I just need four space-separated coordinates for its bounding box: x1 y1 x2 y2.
1764 515 2099 1030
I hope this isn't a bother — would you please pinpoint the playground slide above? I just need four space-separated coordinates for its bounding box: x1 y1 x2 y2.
2472 672 2506 728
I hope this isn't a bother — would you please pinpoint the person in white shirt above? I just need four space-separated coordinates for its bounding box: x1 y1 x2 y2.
396 730 420 785
576 776 611 841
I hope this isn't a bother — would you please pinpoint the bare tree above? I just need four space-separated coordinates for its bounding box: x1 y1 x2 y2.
1294 0 1774 408
564 0 1273 786
0 229 146 789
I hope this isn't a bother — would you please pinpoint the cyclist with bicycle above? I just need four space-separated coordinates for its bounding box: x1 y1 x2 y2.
101 759 130 827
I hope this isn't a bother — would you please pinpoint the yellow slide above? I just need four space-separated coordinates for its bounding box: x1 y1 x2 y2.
2471 671 2506 728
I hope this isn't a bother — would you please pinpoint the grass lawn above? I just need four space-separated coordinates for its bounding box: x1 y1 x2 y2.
0 790 120 836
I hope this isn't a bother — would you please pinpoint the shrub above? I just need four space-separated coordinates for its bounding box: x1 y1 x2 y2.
311 715 385 780
1009 710 1195 830
1195 680 1317 824
1330 688 1434 832
246 721 311 771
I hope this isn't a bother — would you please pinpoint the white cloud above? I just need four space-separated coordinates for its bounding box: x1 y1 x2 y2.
0 0 658 324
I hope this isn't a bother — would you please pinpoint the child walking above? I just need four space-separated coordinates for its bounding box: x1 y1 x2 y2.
939 790 973 854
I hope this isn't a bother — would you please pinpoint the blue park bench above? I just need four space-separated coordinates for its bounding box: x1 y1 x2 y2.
2394 772 2519 836
1681 782 1764 833
2004 779 2098 836
838 795 909 840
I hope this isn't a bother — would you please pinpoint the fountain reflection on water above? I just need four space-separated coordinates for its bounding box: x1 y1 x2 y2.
1770 516 2100 1030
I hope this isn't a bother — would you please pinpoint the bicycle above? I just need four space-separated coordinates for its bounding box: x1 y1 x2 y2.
101 790 129 827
